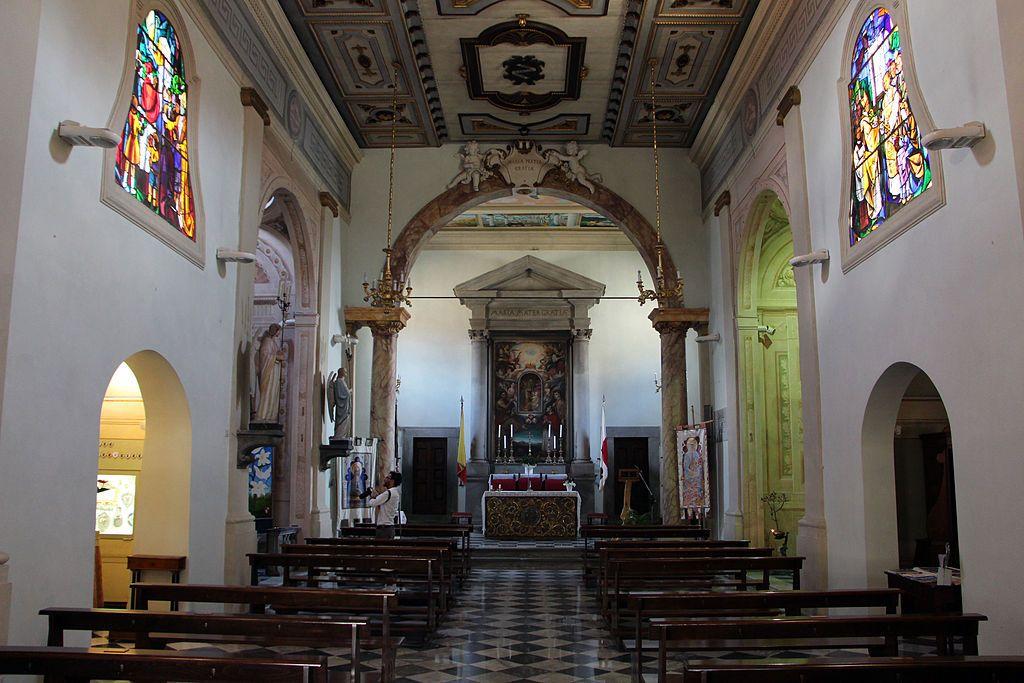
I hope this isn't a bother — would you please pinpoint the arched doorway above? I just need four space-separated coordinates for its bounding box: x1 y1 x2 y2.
93 351 191 607
862 363 959 583
736 193 805 551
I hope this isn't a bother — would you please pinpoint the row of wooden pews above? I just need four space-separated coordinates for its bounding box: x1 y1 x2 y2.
590 526 1016 682
0 523 473 682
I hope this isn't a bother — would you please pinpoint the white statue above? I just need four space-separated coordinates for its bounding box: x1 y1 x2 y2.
448 141 492 192
325 367 352 439
252 323 284 424
544 141 602 193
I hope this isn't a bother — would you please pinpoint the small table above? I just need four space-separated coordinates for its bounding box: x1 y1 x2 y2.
127 555 187 609
885 568 962 614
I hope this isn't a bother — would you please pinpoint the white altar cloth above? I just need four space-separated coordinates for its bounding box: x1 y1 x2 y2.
481 490 582 536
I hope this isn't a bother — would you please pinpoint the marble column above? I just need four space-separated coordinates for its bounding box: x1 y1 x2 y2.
368 319 403 482
570 328 596 517
225 90 267 584
468 330 489 463
0 551 9 645
653 317 688 525
779 87 828 589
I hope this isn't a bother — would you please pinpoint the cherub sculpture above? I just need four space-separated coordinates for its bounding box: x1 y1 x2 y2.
447 140 492 192
544 141 602 193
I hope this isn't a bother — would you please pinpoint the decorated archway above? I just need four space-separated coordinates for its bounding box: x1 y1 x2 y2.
390 168 680 302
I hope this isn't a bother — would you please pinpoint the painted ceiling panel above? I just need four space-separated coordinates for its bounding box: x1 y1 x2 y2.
279 0 757 147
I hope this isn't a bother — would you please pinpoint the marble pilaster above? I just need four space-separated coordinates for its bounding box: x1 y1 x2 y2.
650 307 709 525
364 309 409 482
571 328 592 463
0 552 9 645
468 330 489 463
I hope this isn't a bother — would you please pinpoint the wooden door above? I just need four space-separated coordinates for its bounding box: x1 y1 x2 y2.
613 437 651 518
412 438 448 515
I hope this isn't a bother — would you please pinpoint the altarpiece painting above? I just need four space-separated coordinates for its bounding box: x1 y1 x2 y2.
492 337 570 460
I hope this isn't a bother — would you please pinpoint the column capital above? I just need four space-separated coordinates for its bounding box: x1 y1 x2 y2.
649 307 710 335
713 190 732 217
468 329 490 342
319 191 340 218
345 306 410 337
240 87 270 126
571 328 593 341
776 85 801 126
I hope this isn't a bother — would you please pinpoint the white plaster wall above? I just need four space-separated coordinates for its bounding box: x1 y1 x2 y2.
393 250 662 454
0 0 244 644
342 144 707 308
795 0 1024 653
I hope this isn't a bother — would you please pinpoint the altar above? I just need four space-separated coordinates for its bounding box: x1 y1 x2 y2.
481 490 581 539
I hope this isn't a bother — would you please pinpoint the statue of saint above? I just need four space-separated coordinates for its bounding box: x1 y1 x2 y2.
326 367 353 439
253 323 284 424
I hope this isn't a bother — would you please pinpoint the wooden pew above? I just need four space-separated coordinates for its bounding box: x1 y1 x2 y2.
337 525 472 576
0 646 331 682
674 656 1024 682
283 544 454 609
581 525 712 572
307 537 467 583
133 583 399 680
596 547 773 599
584 539 751 583
625 589 901 676
41 608 366 682
605 556 805 626
248 553 441 637
653 613 988 682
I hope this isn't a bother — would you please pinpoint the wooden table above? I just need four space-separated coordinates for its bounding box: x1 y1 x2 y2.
885 568 962 614
127 555 186 609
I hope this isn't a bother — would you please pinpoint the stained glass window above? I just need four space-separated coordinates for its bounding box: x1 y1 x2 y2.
114 10 196 240
848 7 931 246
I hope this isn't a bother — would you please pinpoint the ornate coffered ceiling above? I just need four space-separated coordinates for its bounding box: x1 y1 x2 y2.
279 0 757 147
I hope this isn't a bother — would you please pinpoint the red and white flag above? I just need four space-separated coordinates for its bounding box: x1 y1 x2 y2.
598 397 608 491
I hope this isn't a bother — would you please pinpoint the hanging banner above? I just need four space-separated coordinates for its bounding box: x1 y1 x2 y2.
677 424 710 520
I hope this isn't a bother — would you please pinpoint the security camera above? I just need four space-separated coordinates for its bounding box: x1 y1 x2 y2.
216 248 257 264
923 121 986 150
756 325 776 336
57 120 119 148
789 250 830 268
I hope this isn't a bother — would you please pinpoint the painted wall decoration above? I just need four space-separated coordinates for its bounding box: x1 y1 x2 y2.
247 445 273 519
848 7 931 245
96 473 137 537
114 10 196 240
493 339 569 458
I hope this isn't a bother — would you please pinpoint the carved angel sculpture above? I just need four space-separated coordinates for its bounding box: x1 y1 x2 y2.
447 140 492 192
325 368 352 440
544 141 602 193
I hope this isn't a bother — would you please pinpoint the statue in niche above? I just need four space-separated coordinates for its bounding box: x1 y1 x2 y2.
544 141 602 193
252 323 284 424
325 367 353 439
447 140 493 192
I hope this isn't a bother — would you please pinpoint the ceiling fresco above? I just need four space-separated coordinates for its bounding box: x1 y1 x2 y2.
279 0 757 147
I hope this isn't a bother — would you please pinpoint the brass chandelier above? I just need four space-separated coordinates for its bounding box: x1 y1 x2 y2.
363 63 413 309
637 58 684 306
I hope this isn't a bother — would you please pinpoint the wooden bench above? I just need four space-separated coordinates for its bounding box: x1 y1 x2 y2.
581 525 712 573
0 645 332 682
673 655 1024 682
584 539 751 583
596 547 773 598
284 544 455 608
653 613 988 682
337 525 472 575
625 589 901 675
307 537 468 584
605 556 805 626
41 608 367 682
132 582 400 680
248 553 442 637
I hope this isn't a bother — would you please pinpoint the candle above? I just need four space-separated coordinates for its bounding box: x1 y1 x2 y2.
637 269 641 281
548 424 552 439
559 425 563 438
510 424 514 440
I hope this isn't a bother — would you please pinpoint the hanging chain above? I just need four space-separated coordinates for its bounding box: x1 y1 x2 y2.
385 62 399 246
649 59 661 241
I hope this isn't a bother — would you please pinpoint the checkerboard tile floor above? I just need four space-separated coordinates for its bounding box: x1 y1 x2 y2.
93 568 944 682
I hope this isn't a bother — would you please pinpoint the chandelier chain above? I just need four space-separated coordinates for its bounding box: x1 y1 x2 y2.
386 63 398 246
650 59 661 240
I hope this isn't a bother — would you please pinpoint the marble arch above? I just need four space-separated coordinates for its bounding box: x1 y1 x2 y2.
389 171 682 304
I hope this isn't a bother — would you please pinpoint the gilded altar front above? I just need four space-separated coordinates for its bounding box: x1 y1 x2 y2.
482 491 581 539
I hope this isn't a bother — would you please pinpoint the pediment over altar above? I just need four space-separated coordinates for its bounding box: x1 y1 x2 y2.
454 255 606 331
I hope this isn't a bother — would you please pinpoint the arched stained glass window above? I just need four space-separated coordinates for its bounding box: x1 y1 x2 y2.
114 10 196 240
848 7 932 246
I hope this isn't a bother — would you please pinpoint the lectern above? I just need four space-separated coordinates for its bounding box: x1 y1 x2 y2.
618 467 640 523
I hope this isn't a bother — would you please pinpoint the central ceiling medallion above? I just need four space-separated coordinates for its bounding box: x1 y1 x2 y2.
460 18 586 113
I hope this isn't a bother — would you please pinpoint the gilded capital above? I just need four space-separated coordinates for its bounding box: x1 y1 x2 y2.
649 307 710 335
